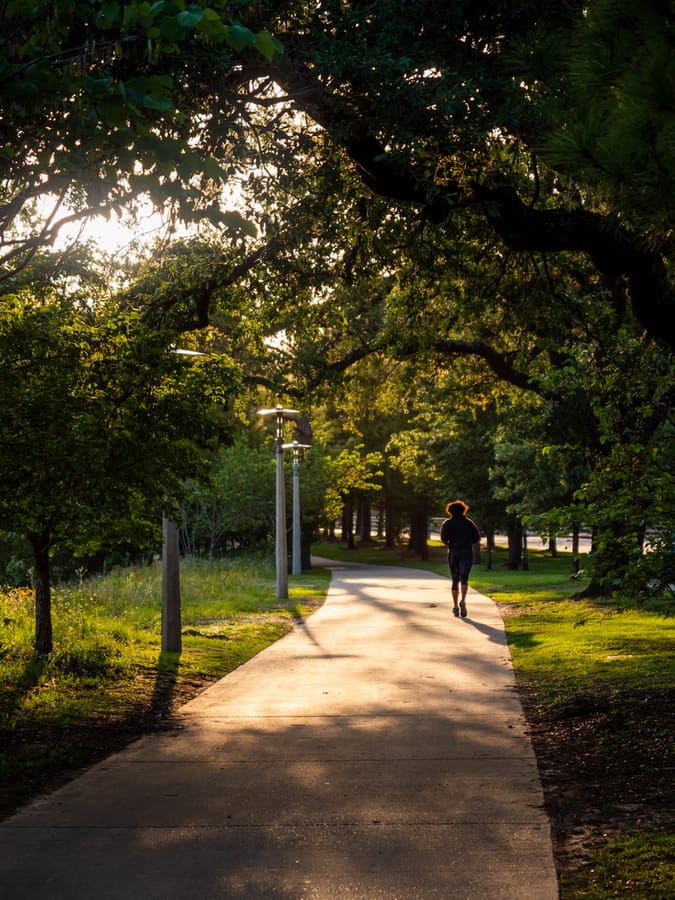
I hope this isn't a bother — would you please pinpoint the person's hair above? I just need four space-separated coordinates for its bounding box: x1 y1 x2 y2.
445 499 469 516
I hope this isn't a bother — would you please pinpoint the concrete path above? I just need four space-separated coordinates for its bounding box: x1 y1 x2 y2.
0 561 558 899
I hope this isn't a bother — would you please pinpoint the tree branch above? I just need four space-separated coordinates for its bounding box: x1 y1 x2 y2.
433 338 537 393
269 53 675 351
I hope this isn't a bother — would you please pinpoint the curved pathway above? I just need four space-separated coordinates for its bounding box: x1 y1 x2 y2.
0 561 558 899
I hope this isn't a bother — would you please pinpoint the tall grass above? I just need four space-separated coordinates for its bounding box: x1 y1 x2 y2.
0 555 329 814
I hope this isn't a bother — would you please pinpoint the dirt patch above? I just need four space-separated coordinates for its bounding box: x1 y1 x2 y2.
519 684 675 890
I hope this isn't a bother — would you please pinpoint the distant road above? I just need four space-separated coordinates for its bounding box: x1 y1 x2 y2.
491 532 591 554
429 527 591 555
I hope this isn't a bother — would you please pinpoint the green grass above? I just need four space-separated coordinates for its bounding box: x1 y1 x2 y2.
0 556 328 814
503 597 675 703
561 830 675 899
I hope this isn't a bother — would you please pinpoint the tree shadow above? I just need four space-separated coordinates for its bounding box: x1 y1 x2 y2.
0 653 48 728
0 563 556 897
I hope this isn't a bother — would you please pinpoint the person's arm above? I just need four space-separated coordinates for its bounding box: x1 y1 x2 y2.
440 521 450 546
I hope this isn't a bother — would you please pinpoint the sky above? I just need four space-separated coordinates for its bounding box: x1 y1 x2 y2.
57 201 171 255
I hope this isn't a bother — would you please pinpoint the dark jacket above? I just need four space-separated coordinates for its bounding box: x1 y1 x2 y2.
440 515 480 554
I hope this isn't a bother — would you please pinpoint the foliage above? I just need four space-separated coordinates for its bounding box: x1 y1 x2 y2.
0 291 235 551
179 441 275 554
0 285 239 651
2 0 674 608
540 0 675 231
321 445 383 525
0 1 282 258
530 326 675 597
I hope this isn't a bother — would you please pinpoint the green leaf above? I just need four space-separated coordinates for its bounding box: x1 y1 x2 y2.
197 7 228 39
200 156 227 182
148 137 183 164
83 75 115 97
120 77 150 111
225 24 255 51
95 2 121 30
124 2 154 29
220 210 257 237
177 9 203 29
253 30 284 62
143 94 172 111
159 15 183 42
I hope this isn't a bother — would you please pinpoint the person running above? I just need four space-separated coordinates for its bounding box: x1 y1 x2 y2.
440 499 480 618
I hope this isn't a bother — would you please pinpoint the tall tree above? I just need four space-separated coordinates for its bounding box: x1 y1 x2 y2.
0 287 237 653
240 0 674 348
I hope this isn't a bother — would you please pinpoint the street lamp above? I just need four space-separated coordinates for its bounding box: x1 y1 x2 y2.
161 346 208 653
282 440 311 575
161 515 181 653
257 405 299 599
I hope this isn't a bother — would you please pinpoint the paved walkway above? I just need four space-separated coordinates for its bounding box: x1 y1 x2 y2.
0 561 558 899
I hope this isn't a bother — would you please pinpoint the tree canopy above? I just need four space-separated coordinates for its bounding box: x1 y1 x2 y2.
0 0 281 275
1 1 673 613
243 0 674 348
0 272 238 652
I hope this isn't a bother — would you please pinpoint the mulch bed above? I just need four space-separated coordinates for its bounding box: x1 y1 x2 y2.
519 684 675 889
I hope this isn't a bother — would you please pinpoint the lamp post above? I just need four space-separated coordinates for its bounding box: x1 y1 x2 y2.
257 405 299 599
161 346 207 653
161 515 181 653
282 440 311 575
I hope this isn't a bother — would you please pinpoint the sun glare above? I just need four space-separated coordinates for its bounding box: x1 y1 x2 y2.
56 200 171 256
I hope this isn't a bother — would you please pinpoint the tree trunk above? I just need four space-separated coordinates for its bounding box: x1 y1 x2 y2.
484 530 497 570
408 497 429 560
29 530 52 655
343 494 355 549
572 523 580 555
507 524 523 570
357 497 372 542
384 493 396 548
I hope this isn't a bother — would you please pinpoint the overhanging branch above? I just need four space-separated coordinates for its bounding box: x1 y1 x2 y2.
269 53 675 351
